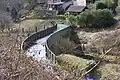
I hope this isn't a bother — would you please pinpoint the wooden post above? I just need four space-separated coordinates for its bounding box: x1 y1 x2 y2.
44 25 45 30
51 53 53 63
53 53 56 64
35 27 37 32
22 28 24 33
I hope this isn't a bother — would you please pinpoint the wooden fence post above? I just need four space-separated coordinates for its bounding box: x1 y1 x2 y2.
35 27 37 32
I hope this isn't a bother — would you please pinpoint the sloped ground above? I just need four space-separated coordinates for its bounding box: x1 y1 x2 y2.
56 54 95 72
77 28 120 79
19 19 52 31
0 33 69 80
0 19 78 80
0 20 66 80
56 54 96 80
0 39 66 80
77 29 120 57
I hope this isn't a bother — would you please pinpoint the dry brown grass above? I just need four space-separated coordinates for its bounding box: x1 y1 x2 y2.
77 28 120 79
0 33 67 80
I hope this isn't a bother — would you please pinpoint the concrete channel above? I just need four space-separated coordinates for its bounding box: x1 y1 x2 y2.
22 24 70 62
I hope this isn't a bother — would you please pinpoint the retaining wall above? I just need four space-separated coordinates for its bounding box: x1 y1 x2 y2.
22 25 57 50
45 26 72 63
21 23 72 64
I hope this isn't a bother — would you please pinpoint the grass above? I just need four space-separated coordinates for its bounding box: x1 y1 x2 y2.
97 63 120 80
56 54 95 72
0 33 10 37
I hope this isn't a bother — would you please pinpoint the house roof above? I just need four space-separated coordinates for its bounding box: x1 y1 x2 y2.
67 5 85 12
62 1 72 10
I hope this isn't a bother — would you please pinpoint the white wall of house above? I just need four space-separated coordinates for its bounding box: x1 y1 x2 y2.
73 0 86 6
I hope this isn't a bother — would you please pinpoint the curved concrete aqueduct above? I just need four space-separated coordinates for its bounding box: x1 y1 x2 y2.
22 23 72 64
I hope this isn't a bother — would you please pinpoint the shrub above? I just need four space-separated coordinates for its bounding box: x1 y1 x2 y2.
77 9 115 28
101 0 113 7
87 4 96 10
92 9 115 28
77 10 95 27
95 1 108 9
67 15 77 27
55 15 66 20
95 0 117 13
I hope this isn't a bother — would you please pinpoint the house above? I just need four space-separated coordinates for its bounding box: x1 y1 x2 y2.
46 0 87 13
36 0 91 13
47 0 64 10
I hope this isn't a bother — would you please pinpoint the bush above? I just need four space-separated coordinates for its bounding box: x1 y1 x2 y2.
101 0 113 7
96 0 117 13
67 15 78 27
92 9 115 28
87 4 96 10
96 1 108 9
77 9 115 28
77 10 95 27
55 15 66 20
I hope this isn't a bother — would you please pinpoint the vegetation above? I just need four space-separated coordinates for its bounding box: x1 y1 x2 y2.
1 0 120 80
56 54 96 79
95 1 108 9
69 9 115 28
87 4 96 10
56 54 95 72
0 33 10 37
66 0 120 28
55 15 66 20
67 15 77 26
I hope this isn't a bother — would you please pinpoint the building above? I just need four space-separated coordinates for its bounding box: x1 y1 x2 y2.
46 0 87 13
47 0 64 10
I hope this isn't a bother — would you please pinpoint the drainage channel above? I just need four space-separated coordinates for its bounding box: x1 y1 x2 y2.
26 24 68 61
